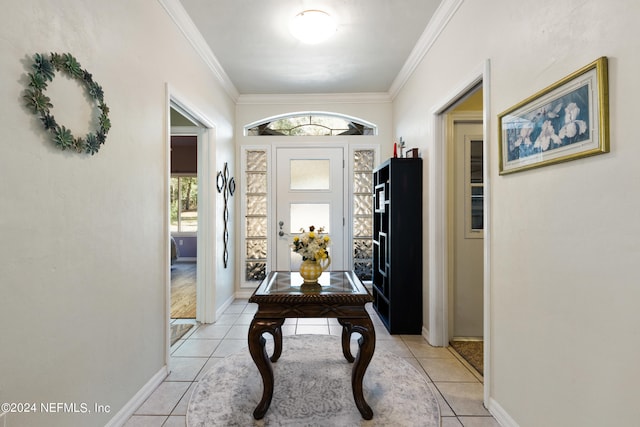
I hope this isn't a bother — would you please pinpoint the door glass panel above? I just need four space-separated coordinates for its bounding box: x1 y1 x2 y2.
290 159 330 190
471 187 484 230
470 139 483 183
465 135 484 238
290 203 330 233
289 203 330 270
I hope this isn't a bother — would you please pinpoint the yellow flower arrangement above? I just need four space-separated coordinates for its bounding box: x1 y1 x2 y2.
291 225 330 261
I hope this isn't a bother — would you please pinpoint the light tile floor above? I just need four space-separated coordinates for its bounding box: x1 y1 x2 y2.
125 300 500 426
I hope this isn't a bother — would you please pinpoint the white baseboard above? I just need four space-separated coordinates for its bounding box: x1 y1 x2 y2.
488 397 519 427
235 289 255 299
105 366 168 427
422 325 437 346
215 295 235 321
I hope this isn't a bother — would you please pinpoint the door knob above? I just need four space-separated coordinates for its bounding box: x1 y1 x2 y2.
278 221 285 237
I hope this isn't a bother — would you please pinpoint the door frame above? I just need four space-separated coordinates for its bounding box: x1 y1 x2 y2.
169 125 205 316
236 141 380 294
427 59 492 406
447 114 483 340
165 85 217 363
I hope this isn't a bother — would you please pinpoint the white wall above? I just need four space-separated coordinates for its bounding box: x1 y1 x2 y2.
0 1 234 426
394 0 640 426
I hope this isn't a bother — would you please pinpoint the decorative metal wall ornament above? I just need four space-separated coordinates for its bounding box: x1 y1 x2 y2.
216 171 225 193
217 162 235 268
23 52 111 155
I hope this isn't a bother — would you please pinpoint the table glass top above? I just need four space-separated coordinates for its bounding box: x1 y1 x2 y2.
254 271 369 296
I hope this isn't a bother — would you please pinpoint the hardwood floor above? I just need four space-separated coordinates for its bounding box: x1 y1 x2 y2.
171 262 196 319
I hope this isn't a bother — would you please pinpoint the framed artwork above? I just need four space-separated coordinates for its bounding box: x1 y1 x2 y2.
498 57 609 175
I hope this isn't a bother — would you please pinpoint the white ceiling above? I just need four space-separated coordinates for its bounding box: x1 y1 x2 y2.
176 0 443 95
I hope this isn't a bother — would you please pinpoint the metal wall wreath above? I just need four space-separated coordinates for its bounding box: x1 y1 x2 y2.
23 52 111 155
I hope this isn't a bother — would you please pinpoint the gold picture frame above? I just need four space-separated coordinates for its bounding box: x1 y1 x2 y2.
498 57 609 175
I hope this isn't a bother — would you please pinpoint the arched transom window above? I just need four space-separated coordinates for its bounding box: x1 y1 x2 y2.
245 112 376 136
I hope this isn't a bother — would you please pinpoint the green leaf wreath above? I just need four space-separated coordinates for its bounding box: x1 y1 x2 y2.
24 53 111 155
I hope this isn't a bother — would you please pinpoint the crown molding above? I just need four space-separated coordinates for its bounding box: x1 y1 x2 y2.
157 0 240 102
158 0 460 103
236 92 392 105
388 0 464 99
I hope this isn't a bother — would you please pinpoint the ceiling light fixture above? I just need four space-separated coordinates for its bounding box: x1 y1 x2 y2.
289 10 337 44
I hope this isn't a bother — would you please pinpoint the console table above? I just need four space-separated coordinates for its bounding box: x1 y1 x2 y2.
248 270 376 420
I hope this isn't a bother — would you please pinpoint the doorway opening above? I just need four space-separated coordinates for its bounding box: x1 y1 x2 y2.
166 95 217 362
169 107 200 350
169 133 198 320
428 62 491 408
445 91 484 374
164 90 217 373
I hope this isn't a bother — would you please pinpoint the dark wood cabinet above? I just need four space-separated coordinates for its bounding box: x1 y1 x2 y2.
372 158 423 334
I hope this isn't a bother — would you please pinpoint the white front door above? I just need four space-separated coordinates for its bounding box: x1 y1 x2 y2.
275 147 345 271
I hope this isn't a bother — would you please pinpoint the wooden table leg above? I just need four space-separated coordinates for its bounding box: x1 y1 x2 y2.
248 317 284 419
271 321 283 362
337 318 355 362
338 316 376 420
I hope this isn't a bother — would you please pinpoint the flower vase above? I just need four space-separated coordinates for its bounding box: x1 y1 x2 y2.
299 257 330 285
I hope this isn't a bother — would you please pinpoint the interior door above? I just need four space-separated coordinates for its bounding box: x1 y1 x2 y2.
452 121 484 338
275 147 344 271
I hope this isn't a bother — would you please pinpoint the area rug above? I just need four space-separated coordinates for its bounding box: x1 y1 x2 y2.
188 334 440 426
170 323 193 346
450 340 483 375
